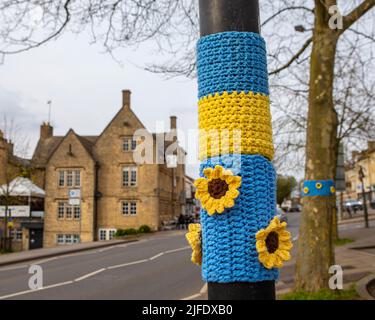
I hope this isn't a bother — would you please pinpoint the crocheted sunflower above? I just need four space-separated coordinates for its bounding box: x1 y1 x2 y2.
185 223 202 266
255 216 293 269
194 165 241 215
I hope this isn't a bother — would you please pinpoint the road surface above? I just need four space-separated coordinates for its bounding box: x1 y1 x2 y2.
0 231 204 300
0 215 372 300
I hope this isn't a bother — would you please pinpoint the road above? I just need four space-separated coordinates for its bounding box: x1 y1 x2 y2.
0 214 372 300
0 231 204 300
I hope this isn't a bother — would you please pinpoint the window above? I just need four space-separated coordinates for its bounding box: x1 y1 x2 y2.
67 170 73 187
109 230 116 240
57 234 64 244
130 202 137 215
131 167 137 186
58 171 65 187
74 206 81 220
10 229 22 241
58 202 65 219
73 234 80 243
123 137 137 151
122 201 129 215
57 169 81 187
74 170 81 187
57 234 80 245
66 206 73 219
122 201 137 216
122 166 137 187
99 229 117 241
57 202 80 220
99 229 107 241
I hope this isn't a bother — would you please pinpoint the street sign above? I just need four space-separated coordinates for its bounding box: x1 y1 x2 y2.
68 198 81 206
69 189 81 199
0 206 30 217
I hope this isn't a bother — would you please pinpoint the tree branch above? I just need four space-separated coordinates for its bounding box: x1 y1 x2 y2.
262 6 314 27
341 0 375 33
269 37 313 76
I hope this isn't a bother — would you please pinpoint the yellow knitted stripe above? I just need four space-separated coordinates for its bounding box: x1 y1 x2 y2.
198 91 274 160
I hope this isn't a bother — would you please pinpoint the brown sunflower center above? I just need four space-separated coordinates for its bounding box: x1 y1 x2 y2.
265 231 279 253
207 178 229 199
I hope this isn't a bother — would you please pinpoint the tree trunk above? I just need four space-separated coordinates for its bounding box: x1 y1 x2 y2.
295 24 339 291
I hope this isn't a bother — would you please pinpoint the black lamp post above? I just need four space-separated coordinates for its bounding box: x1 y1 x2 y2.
358 166 369 228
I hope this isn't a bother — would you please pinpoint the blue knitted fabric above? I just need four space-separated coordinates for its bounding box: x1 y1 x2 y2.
302 180 335 197
197 32 269 99
200 154 279 283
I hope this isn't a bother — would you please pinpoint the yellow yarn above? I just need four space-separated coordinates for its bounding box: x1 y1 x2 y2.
185 223 202 266
198 91 274 160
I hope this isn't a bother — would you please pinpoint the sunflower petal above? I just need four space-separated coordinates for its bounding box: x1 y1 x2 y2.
203 167 213 179
194 178 208 191
276 249 291 261
212 165 223 178
256 240 267 253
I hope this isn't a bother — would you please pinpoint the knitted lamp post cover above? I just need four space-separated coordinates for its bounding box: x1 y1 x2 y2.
185 2 293 299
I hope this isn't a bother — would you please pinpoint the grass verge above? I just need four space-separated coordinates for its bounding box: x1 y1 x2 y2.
280 285 360 300
335 238 354 246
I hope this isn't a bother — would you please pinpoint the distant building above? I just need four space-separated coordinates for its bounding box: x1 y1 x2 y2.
345 141 375 202
1 90 187 249
184 175 200 217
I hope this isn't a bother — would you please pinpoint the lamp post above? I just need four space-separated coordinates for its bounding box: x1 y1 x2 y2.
358 166 369 228
191 0 293 300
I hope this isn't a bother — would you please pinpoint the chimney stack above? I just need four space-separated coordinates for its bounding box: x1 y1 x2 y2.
170 116 177 131
40 122 53 140
122 90 131 108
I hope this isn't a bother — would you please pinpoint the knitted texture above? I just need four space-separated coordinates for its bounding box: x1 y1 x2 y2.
198 90 274 160
302 180 336 197
200 154 279 283
197 32 269 99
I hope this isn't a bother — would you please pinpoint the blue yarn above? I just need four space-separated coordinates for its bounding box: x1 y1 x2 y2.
197 32 269 99
200 154 279 283
302 180 335 197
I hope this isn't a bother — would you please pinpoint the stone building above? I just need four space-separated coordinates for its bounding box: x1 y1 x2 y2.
27 90 186 247
345 141 375 202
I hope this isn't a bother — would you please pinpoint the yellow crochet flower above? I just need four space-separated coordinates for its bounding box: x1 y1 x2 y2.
185 223 202 266
194 165 241 215
255 216 293 269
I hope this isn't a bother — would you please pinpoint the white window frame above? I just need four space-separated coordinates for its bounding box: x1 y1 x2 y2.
98 228 117 241
123 137 137 152
58 171 65 187
58 202 65 220
66 170 74 187
10 229 22 241
122 166 137 187
130 202 137 215
73 205 81 220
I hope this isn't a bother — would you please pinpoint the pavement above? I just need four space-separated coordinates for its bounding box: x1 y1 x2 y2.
276 212 375 298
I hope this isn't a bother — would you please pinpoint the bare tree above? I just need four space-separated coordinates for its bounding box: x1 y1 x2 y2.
0 116 30 248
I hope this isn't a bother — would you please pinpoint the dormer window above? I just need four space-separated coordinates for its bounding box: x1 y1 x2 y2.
123 136 137 151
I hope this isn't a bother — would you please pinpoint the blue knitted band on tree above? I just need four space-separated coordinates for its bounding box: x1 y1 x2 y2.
301 180 336 197
197 32 269 99
200 154 279 283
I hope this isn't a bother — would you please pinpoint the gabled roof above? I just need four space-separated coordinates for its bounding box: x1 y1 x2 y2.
32 130 98 167
32 136 64 167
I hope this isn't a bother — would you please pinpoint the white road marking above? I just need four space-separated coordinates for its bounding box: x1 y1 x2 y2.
0 281 74 300
149 252 164 260
0 244 189 299
74 268 106 282
165 246 190 254
0 264 28 272
181 283 207 300
107 259 148 270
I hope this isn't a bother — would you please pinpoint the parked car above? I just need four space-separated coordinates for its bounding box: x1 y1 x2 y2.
288 204 301 212
344 199 363 213
276 207 288 223
370 200 375 210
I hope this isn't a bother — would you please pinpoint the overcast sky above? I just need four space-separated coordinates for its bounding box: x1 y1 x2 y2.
0 32 199 177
